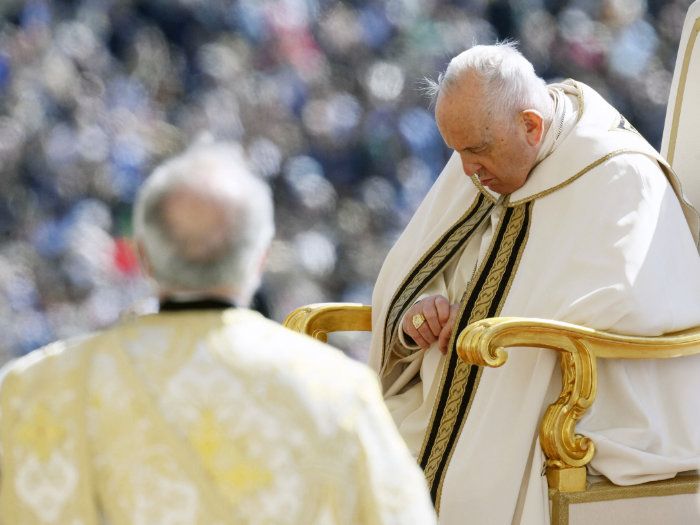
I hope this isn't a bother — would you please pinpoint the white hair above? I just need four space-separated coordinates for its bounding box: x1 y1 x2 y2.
425 42 552 125
133 142 274 301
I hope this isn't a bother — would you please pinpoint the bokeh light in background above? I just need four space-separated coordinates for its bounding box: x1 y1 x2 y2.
0 0 693 362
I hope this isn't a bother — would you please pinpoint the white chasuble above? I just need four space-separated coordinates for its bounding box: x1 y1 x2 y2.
369 80 700 524
0 309 436 524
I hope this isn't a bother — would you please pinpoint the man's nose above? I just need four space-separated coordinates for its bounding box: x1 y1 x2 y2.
460 157 481 176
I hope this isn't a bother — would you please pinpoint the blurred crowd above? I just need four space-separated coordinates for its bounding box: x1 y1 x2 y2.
0 0 693 363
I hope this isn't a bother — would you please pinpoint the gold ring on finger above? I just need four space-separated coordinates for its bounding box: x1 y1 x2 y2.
412 313 426 330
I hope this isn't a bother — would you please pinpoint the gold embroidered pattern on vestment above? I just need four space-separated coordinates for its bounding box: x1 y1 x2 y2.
380 193 494 371
418 202 533 510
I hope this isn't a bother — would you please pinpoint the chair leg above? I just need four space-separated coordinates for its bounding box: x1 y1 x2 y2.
549 490 569 525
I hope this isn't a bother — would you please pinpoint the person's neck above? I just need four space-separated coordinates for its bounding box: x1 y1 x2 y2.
158 287 243 306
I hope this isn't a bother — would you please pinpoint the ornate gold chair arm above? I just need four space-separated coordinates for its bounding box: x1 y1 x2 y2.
283 303 371 342
456 317 700 492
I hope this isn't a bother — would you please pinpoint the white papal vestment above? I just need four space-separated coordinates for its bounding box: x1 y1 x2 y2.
0 308 436 524
369 80 700 524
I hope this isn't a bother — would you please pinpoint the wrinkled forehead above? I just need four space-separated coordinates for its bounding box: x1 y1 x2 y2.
435 88 491 144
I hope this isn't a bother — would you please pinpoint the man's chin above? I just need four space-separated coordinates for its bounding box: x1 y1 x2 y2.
482 179 517 195
480 179 500 192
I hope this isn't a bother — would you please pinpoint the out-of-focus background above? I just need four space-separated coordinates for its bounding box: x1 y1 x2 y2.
0 0 691 363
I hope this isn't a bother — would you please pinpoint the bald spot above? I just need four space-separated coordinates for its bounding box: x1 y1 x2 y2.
160 189 232 263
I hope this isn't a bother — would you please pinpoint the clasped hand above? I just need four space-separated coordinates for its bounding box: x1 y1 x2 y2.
401 294 458 354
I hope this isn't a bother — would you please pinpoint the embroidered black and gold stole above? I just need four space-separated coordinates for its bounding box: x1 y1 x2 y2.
380 193 495 373
381 195 533 510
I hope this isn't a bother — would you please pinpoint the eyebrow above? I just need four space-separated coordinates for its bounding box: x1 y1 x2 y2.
460 142 488 153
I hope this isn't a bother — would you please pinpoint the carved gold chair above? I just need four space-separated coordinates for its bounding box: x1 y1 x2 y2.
284 304 700 524
284 3 700 523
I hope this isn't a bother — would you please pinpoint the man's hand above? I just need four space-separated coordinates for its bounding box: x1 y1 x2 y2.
402 295 458 354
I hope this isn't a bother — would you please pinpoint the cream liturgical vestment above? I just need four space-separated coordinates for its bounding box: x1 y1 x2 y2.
369 80 700 524
0 308 436 524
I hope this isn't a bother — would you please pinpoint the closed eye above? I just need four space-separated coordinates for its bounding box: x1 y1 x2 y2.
464 144 487 154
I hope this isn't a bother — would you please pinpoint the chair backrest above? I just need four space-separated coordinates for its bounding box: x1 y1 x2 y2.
661 1 700 211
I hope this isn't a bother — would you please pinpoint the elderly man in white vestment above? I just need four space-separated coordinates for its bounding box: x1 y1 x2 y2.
0 143 436 524
369 42 700 524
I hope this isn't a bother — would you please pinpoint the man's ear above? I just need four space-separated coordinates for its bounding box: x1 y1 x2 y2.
521 109 545 146
135 240 153 277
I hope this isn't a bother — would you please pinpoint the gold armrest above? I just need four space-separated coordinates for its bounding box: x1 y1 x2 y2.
283 303 371 342
457 317 700 492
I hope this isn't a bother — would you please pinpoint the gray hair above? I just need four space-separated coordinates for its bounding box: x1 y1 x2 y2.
425 42 552 124
133 142 274 300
